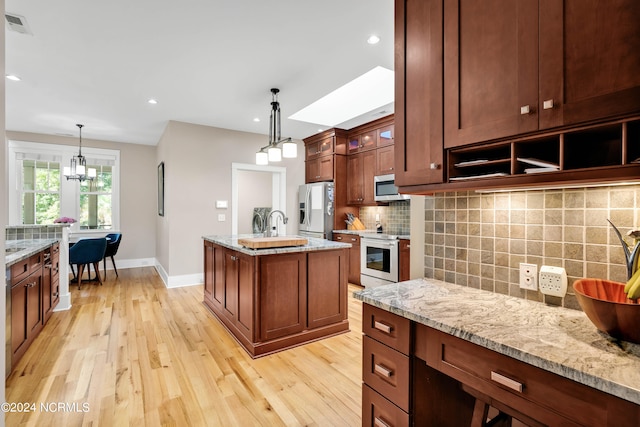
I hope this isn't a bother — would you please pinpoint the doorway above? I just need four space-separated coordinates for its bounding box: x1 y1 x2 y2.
231 163 287 235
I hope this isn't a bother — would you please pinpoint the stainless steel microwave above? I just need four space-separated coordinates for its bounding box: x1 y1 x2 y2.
374 174 410 202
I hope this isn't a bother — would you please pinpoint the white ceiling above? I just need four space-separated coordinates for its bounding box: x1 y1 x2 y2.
5 0 395 146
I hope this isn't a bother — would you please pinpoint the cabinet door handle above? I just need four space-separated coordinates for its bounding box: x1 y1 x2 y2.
406 244 411 249
543 99 554 110
374 417 391 427
26 281 36 288
490 371 523 393
374 363 393 378
351 238 357 242
520 105 531 115
336 236 342 240
373 320 393 334
230 256 237 261
430 163 440 170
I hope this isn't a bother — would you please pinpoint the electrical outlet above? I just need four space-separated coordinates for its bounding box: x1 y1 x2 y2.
519 263 538 290
539 266 568 297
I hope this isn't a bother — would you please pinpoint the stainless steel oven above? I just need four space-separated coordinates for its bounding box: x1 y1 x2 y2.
360 234 399 288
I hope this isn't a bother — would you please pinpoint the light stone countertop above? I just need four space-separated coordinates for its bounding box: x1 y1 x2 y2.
333 230 411 239
203 234 350 256
5 239 59 267
354 278 640 405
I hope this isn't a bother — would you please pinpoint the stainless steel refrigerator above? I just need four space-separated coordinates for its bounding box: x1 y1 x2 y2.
298 182 334 239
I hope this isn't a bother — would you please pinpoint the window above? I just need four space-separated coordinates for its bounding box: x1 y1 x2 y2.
8 141 120 230
21 160 61 224
80 165 113 229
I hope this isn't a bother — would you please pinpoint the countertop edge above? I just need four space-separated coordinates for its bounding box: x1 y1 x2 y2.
203 234 350 256
6 239 59 267
354 279 640 405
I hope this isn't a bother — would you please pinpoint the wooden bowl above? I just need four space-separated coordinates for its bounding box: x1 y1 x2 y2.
573 278 640 344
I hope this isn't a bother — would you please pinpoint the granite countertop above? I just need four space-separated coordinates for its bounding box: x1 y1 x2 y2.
5 239 59 267
333 229 411 240
203 234 351 256
354 278 640 405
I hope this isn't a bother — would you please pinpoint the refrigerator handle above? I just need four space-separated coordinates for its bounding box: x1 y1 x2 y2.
305 187 311 226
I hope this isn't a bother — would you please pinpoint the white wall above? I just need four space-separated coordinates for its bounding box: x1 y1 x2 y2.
237 170 273 234
155 120 305 285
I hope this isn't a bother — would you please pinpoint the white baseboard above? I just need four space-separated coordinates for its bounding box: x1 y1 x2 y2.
152 260 203 288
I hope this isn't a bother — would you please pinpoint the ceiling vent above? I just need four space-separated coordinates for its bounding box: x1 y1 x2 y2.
5 13 32 35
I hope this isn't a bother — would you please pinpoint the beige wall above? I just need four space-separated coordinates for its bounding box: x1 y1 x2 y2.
156 120 305 283
422 185 640 310
5 131 157 263
237 170 273 234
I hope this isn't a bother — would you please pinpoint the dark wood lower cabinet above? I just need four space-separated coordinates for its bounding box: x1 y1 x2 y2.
9 246 59 371
362 303 640 427
333 233 361 285
203 241 349 358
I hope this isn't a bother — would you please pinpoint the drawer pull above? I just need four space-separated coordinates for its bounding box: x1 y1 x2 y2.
374 417 391 427
374 363 393 378
373 320 393 334
490 371 523 393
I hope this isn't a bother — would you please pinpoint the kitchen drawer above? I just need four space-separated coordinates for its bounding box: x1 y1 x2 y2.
420 325 635 427
363 335 410 412
334 233 360 245
11 252 43 286
363 304 411 355
362 384 408 427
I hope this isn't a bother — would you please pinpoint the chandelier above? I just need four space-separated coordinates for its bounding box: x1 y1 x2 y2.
63 124 96 181
255 88 297 165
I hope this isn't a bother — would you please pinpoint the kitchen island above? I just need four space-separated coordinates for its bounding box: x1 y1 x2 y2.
355 279 640 426
202 235 351 358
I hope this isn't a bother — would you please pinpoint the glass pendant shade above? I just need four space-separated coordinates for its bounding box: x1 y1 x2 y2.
282 140 297 158
256 150 269 165
64 123 96 182
268 146 282 162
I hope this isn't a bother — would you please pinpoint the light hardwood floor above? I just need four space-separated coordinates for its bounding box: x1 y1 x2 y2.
6 267 364 426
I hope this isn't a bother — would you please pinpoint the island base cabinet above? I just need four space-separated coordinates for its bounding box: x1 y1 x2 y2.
259 253 306 341
203 241 349 358
307 250 347 329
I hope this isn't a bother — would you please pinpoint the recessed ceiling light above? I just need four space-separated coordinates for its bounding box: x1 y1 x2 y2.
367 35 380 45
289 66 394 127
6 75 21 81
253 118 261 122
147 98 158 104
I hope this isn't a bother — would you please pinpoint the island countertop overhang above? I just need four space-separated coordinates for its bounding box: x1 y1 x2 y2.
354 278 640 405
202 234 350 256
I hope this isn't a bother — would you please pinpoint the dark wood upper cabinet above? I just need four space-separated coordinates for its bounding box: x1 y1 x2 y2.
539 0 640 129
394 0 445 187
445 0 640 149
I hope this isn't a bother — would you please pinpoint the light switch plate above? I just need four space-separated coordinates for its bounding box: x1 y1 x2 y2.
216 200 228 209
217 214 226 222
539 266 567 297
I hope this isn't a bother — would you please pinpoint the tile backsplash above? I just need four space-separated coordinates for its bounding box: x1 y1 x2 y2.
360 200 411 235
424 185 640 310
6 224 67 241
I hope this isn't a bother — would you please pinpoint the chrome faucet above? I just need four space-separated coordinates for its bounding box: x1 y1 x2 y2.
265 210 288 237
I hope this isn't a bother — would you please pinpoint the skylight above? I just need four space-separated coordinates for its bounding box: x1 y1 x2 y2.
289 66 394 127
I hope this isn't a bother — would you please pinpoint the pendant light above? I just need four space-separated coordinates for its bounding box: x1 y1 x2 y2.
63 124 96 181
255 88 297 165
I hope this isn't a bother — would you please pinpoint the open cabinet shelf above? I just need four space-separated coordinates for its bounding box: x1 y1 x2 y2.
445 116 640 187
